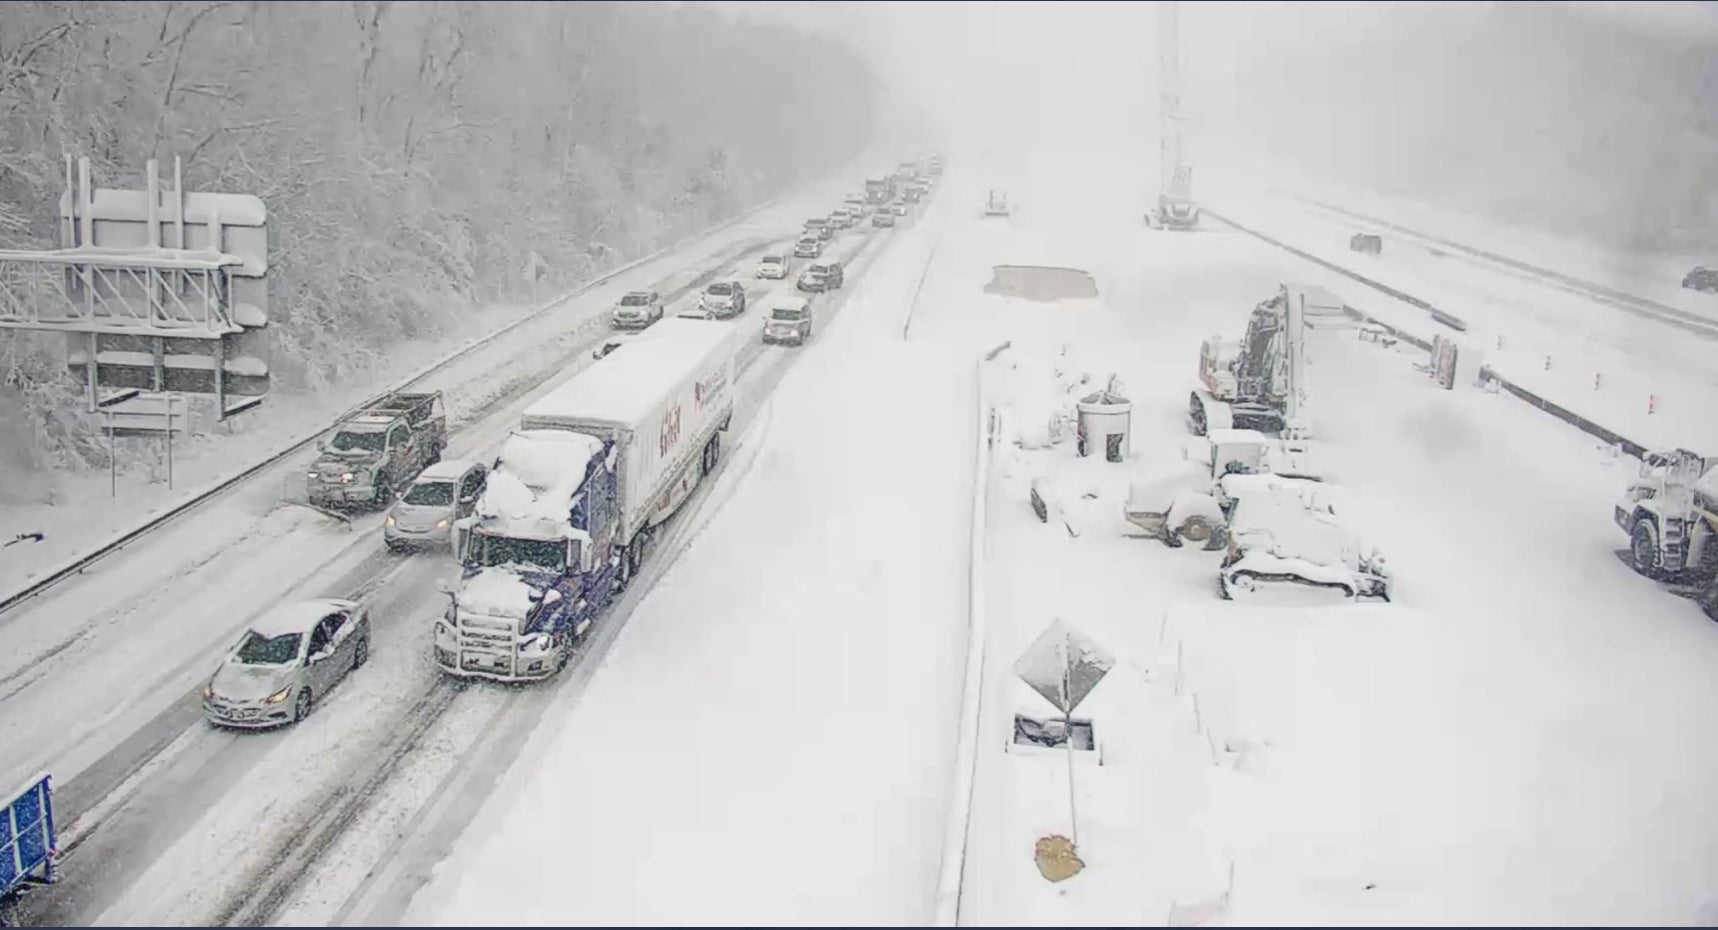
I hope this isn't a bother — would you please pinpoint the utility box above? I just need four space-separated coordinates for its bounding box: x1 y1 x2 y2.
1076 382 1132 462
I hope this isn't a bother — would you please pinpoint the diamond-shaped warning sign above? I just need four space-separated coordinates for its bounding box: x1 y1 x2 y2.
1012 618 1115 715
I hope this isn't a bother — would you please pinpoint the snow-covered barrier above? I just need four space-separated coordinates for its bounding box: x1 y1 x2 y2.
1206 207 1657 459
933 339 1011 928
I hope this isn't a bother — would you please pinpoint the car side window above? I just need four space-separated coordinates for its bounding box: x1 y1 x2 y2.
388 424 409 449
308 619 333 656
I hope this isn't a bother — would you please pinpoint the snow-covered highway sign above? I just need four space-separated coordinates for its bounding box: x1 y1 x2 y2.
1012 618 1114 715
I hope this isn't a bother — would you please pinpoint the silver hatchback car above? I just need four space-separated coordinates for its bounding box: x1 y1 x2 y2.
385 459 487 551
202 599 372 728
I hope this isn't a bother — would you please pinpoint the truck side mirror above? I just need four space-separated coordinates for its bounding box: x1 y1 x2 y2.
316 440 328 453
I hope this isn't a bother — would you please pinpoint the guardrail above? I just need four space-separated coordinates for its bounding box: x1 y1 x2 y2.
1206 208 1655 460
933 339 1011 928
0 184 810 618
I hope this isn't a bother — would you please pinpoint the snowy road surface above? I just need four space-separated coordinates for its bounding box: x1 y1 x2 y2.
3 178 903 925
404 186 971 927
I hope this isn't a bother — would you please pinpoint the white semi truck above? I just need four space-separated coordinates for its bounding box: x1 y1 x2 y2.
437 318 739 681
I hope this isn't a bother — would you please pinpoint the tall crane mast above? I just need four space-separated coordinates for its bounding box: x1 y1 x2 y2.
1158 0 1184 199
1148 0 1199 229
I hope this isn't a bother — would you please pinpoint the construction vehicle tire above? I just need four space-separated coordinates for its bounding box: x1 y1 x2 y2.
1179 516 1214 543
1630 520 1663 576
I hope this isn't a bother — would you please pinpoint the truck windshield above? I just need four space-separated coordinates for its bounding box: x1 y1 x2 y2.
403 480 456 506
330 430 386 452
235 630 302 665
475 535 567 573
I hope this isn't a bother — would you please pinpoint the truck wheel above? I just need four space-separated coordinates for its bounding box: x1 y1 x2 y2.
708 433 722 469
373 473 393 508
1630 520 1663 576
626 538 644 578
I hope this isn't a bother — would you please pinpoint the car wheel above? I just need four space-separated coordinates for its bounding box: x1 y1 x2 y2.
293 688 313 723
353 635 369 669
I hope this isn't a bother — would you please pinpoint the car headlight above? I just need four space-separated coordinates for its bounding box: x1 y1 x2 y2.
386 514 397 527
340 472 354 483
436 518 450 530
203 683 215 700
264 685 293 704
307 472 318 480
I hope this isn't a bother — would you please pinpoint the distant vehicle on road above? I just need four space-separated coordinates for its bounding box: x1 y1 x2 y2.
763 296 814 346
611 290 664 329
308 392 446 510
871 210 896 228
888 200 909 216
755 254 789 279
203 599 372 728
699 280 748 318
1683 266 1718 294
983 189 1011 217
798 260 845 292
1349 233 1383 255
794 236 823 259
385 459 488 552
804 217 833 240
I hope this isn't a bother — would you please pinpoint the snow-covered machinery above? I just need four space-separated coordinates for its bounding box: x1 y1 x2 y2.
1616 449 1718 607
1219 486 1392 603
1123 428 1324 549
1145 190 1200 231
1189 284 1314 439
983 189 1011 218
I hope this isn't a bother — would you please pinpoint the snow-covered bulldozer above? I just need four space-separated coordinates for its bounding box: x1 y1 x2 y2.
1218 487 1393 603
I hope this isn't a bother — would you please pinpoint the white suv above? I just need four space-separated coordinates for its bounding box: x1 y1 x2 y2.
755 254 789 279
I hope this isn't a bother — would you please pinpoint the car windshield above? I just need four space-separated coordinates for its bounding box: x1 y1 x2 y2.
403 480 456 506
772 307 806 321
798 239 816 247
620 294 652 306
474 534 568 573
234 630 302 665
706 283 733 296
330 429 385 452
761 255 783 264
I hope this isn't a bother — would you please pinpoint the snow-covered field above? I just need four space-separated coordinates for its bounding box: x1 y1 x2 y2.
937 146 1718 924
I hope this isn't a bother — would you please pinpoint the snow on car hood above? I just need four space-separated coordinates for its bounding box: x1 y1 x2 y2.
391 501 449 532
457 567 539 621
311 450 379 474
212 661 297 702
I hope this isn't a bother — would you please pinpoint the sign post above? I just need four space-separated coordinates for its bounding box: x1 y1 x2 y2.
1013 618 1115 856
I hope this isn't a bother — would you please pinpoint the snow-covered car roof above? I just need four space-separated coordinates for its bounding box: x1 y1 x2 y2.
249 598 357 636
418 459 482 482
339 415 394 431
